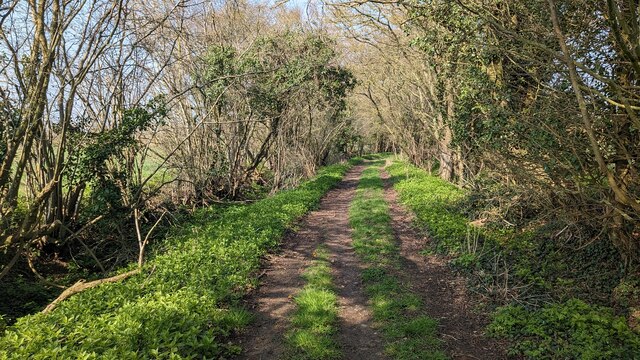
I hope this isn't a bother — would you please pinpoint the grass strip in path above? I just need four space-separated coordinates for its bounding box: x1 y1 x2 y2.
349 164 447 360
285 245 341 359
237 164 388 360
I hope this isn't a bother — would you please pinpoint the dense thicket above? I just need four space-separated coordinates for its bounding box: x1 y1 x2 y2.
334 0 638 271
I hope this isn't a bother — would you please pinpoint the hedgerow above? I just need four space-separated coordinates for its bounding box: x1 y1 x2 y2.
0 163 351 359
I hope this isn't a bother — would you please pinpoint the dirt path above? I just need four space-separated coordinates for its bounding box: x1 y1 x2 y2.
381 170 508 360
321 173 387 360
237 165 387 360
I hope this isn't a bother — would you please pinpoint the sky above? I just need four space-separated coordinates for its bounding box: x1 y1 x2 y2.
281 0 324 22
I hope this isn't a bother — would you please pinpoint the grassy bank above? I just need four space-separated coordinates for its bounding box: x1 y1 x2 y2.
386 160 640 359
349 164 446 360
0 163 352 359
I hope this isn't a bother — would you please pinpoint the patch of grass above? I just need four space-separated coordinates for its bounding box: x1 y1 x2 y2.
488 299 640 359
139 152 178 192
361 152 392 161
286 245 341 359
0 163 352 359
349 164 447 360
349 167 398 266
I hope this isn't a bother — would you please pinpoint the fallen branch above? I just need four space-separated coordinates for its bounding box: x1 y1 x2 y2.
42 268 141 314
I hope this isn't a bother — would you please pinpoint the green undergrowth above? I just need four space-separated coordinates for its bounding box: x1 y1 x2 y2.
361 153 391 161
349 164 446 360
488 299 640 359
286 245 341 360
0 162 352 359
386 160 640 359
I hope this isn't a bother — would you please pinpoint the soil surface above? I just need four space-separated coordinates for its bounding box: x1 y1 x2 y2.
381 168 509 360
236 165 387 360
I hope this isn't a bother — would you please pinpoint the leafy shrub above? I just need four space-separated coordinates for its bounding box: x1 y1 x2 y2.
488 299 640 359
613 275 640 309
0 163 351 359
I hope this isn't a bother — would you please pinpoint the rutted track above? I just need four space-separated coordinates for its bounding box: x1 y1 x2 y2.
237 161 508 359
237 165 387 360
